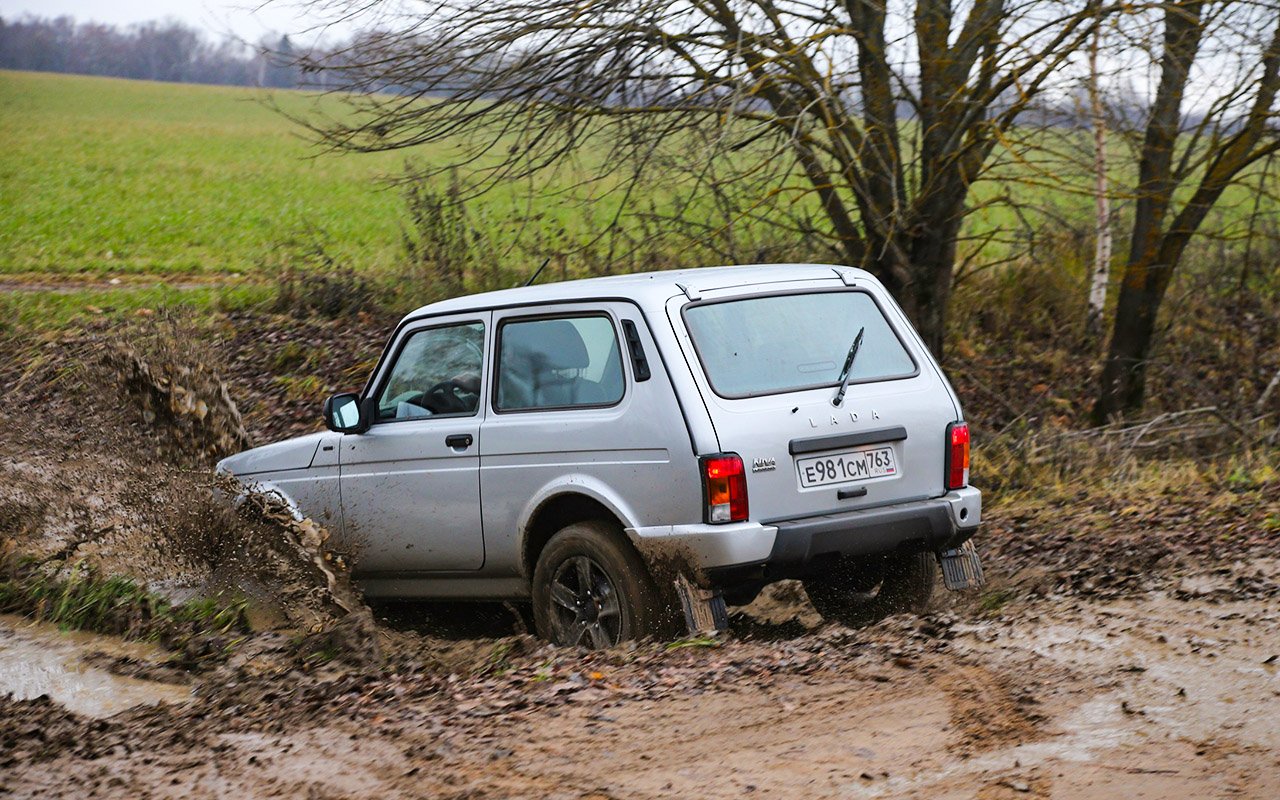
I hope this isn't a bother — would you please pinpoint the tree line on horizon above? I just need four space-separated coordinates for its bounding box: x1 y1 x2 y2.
0 15 301 88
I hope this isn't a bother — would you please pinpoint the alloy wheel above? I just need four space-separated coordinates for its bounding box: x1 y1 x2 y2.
548 555 622 648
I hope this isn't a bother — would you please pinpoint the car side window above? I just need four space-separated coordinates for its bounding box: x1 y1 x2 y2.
375 322 485 421
496 315 625 411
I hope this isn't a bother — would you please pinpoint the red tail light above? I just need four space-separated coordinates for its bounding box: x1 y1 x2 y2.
946 422 970 490
701 454 748 523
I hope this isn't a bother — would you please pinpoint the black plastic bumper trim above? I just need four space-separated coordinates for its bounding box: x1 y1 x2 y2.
766 498 977 569
788 425 908 455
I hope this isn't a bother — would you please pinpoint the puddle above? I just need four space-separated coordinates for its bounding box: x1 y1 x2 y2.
849 590 1280 797
0 614 191 718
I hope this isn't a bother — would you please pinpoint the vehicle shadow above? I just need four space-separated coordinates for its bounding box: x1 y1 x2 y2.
370 595 824 644
370 598 824 646
727 610 818 641
370 600 533 640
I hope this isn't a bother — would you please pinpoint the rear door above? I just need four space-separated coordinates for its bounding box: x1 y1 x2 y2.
667 281 959 522
339 313 489 572
478 302 701 575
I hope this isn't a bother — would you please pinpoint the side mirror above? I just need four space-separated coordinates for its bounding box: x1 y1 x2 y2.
323 392 370 434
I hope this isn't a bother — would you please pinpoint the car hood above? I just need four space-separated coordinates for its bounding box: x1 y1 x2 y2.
216 432 327 477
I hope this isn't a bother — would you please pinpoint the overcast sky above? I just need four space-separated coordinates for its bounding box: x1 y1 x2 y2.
0 0 351 43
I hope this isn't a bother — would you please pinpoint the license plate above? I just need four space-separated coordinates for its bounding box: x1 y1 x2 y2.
796 445 898 488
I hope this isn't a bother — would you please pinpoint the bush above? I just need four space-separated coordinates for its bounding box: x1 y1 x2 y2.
264 235 383 319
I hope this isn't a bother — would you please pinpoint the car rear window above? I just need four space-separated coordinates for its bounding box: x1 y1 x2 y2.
682 291 917 398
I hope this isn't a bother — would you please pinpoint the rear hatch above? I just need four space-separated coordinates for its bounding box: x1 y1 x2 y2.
667 275 960 523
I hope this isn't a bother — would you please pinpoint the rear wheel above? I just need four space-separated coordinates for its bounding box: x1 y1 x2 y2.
531 520 667 648
802 551 936 627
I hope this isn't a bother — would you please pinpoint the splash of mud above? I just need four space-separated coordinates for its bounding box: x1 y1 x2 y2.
219 476 365 620
0 318 376 667
106 343 250 462
217 475 379 662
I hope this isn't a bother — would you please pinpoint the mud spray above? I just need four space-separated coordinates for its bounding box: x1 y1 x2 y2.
0 319 378 668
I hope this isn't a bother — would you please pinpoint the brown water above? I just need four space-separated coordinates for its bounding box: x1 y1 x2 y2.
0 614 191 718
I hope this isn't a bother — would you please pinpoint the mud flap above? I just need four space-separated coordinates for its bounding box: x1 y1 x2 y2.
674 573 729 634
937 540 985 591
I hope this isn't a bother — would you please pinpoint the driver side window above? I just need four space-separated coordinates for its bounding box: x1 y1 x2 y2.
376 321 485 421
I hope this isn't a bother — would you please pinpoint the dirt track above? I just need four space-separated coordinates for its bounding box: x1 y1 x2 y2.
4 565 1278 799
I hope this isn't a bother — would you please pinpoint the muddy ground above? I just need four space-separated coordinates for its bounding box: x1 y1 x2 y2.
3 567 1278 799
1 313 1278 799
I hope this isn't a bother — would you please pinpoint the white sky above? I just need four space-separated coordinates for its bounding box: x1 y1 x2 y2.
0 0 352 43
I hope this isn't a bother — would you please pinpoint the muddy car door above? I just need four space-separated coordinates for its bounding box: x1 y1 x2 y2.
339 313 490 572
477 304 699 576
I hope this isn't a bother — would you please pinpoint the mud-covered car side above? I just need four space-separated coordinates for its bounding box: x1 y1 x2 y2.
218 263 983 647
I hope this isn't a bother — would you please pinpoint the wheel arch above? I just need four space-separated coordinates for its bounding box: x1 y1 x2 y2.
518 478 637 579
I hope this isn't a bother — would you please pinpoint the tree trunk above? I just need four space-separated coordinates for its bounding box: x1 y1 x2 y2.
1092 0 1207 421
1094 249 1183 421
1086 24 1111 340
878 217 962 361
904 260 954 361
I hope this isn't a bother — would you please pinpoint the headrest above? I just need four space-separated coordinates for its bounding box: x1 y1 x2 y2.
503 319 590 371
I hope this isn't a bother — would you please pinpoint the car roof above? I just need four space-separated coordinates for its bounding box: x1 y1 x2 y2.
402 263 872 321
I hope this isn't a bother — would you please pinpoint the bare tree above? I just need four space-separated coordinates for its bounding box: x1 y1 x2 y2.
1093 0 1280 420
287 0 1107 357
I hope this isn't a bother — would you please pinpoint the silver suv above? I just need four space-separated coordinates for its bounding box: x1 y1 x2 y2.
219 264 983 647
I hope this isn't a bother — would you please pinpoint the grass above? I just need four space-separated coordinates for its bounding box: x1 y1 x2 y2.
0 70 656 281
0 556 249 647
978 587 1019 615
4 69 1274 287
0 70 414 277
0 281 273 331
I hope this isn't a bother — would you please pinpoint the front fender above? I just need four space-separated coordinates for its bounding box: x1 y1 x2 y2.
219 474 308 522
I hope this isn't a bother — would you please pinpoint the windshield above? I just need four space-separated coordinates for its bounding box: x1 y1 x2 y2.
682 291 917 398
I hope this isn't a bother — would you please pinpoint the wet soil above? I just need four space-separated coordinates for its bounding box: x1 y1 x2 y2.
2 575 1277 798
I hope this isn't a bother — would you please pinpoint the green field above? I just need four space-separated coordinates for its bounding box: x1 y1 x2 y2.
0 70 428 277
0 70 709 287
1 68 1270 292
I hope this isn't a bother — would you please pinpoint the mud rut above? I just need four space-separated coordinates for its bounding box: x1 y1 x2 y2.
2 325 1278 799
3 565 1278 799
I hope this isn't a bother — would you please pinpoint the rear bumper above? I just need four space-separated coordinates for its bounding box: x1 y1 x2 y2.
627 486 981 580
765 486 980 570
625 520 779 570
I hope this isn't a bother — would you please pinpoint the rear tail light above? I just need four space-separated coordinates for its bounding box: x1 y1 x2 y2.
701 454 748 523
945 422 970 490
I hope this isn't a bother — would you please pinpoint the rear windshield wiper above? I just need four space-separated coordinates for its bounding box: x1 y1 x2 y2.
831 326 865 407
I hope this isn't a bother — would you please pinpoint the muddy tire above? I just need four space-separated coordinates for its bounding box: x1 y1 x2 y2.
803 551 936 627
531 520 667 649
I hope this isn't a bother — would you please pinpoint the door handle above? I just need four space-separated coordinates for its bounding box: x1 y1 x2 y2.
445 434 473 449
837 485 868 500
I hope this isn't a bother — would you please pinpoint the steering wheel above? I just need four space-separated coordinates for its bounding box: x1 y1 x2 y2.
423 379 474 414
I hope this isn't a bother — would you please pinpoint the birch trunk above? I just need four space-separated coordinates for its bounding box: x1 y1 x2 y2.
1086 25 1111 340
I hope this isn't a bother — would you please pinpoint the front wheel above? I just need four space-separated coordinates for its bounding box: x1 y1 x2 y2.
531 520 668 649
802 551 936 627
